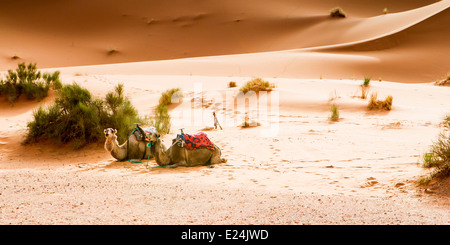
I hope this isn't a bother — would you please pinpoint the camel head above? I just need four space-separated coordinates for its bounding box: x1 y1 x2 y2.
103 128 118 152
104 128 117 139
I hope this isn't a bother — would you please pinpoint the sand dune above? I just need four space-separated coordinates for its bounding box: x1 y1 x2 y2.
1 0 448 83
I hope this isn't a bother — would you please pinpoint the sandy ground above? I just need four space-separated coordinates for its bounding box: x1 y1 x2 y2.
0 0 449 224
0 74 449 224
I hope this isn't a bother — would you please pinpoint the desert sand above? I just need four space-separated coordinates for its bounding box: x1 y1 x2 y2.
0 0 449 225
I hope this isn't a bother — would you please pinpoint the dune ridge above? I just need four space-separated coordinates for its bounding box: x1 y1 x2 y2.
1 0 450 225
1 0 449 83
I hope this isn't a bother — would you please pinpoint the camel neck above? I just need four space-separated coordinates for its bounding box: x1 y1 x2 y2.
110 137 127 161
154 139 170 166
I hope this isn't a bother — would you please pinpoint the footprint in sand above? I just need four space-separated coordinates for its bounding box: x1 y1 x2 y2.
361 177 378 187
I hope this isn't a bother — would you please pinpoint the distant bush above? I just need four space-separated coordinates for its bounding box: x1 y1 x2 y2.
330 7 347 18
420 114 450 183
240 78 275 93
25 83 143 148
107 48 118 55
361 77 371 99
159 88 182 106
150 88 183 135
228 81 237 88
329 103 340 121
0 62 61 105
368 93 393 111
241 120 261 128
435 72 450 86
101 84 144 142
151 104 172 135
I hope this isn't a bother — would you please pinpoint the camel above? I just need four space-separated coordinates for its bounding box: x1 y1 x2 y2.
103 128 158 161
151 133 227 168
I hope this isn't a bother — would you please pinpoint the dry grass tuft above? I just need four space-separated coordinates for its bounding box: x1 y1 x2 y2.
330 7 347 18
329 103 340 122
367 93 393 111
435 72 450 86
240 78 275 93
228 81 237 88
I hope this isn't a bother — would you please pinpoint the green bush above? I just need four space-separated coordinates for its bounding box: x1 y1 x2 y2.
361 77 371 99
25 83 143 148
329 103 340 121
239 78 275 93
150 88 183 135
0 62 61 104
420 114 450 183
159 88 182 106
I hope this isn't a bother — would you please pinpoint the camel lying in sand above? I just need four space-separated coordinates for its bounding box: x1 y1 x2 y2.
151 132 227 168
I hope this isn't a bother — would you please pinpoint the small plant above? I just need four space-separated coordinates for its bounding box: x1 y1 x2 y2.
361 77 371 99
383 8 388 14
443 114 450 129
107 48 118 55
151 104 171 135
240 78 275 93
159 88 183 106
329 103 340 121
150 88 183 135
228 81 237 88
0 62 61 105
435 72 450 86
330 7 347 18
241 120 260 128
368 93 393 111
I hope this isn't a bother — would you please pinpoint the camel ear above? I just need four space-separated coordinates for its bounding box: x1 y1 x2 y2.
114 129 117 134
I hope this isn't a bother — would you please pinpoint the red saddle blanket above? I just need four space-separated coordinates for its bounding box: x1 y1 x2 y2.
184 132 215 151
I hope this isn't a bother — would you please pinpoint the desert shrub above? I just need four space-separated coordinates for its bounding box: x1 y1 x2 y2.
362 77 371 87
150 88 183 135
330 7 347 18
329 103 340 121
98 83 143 142
0 62 61 104
25 83 143 148
240 78 275 93
241 120 260 128
367 93 393 111
151 104 171 135
361 77 371 99
435 72 450 86
159 88 182 106
420 114 450 183
107 48 118 55
228 81 237 88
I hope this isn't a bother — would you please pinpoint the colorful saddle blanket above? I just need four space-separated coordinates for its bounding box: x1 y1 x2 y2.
183 132 215 151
